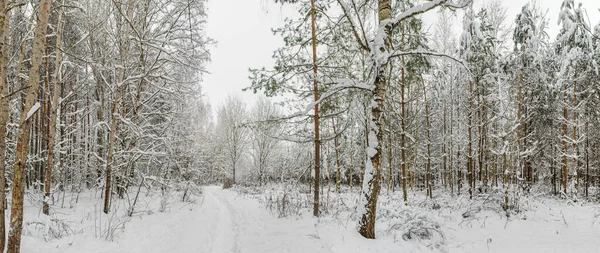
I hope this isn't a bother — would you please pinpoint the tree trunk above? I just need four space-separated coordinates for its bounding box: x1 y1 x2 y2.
43 2 64 215
332 118 341 192
585 115 589 197
423 78 432 199
449 74 454 197
562 87 568 194
326 141 331 194
457 150 462 195
552 127 557 196
0 1 10 250
387 127 392 193
517 38 524 185
443 100 447 190
7 0 52 252
400 21 408 204
310 0 320 217
468 80 474 200
232 151 236 184
478 96 483 184
349 150 353 190
104 0 136 214
358 0 390 239
126 0 150 191
503 138 509 212
572 71 578 196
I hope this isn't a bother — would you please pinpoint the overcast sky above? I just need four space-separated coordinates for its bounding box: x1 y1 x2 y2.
203 0 291 111
203 0 600 111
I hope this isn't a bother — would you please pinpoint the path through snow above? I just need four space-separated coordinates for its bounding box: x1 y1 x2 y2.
204 186 332 253
23 186 333 253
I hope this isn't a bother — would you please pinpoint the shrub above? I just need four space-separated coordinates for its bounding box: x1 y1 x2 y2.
222 178 234 189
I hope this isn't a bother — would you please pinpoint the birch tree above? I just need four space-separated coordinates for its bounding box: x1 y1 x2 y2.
250 96 281 184
218 96 249 184
556 0 596 195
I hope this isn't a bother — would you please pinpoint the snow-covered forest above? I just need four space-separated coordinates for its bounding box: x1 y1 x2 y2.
0 0 599 252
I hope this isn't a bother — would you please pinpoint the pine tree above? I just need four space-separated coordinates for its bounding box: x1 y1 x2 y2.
556 0 596 196
512 3 551 189
460 8 498 199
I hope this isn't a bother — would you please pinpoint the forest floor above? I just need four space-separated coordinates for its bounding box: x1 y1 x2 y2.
18 184 600 253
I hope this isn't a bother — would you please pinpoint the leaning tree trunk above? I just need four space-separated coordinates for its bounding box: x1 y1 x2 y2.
358 0 390 239
7 0 52 252
43 1 64 215
0 0 10 250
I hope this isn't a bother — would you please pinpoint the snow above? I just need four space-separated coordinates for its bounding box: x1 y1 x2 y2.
24 2 34 21
449 198 600 253
250 185 600 253
22 187 332 253
20 185 600 253
22 189 210 253
25 102 41 121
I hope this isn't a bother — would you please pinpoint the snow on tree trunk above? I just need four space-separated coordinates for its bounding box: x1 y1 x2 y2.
357 0 390 240
44 1 64 215
0 0 9 249
7 0 52 252
104 0 136 214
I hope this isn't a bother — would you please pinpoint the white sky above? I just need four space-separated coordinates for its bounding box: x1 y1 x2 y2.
203 0 294 110
203 0 600 111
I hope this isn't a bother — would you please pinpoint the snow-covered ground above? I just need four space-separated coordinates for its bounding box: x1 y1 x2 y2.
449 197 600 253
21 186 333 253
18 185 600 253
236 185 600 253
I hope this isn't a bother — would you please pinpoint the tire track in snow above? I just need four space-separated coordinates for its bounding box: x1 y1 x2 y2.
212 188 333 253
207 188 239 253
216 190 243 252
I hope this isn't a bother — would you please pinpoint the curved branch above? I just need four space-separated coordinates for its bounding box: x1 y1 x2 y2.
336 0 370 52
390 50 473 77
